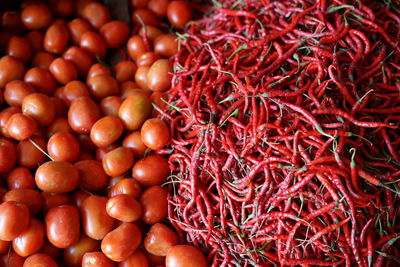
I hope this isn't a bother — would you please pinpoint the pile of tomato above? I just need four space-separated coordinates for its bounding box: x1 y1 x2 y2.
0 0 207 266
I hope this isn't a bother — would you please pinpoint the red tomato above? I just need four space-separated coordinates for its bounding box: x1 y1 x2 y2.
68 18 93 45
25 31 44 52
2 188 44 215
49 0 74 18
131 8 158 26
90 116 124 148
134 66 150 90
154 34 178 58
136 52 160 67
22 93 55 125
100 20 130 49
7 167 35 189
0 55 26 88
71 190 90 209
16 136 47 169
0 201 30 241
87 63 112 79
49 57 78 85
82 2 111 30
31 51 56 69
118 250 149 267
132 155 169 187
127 35 148 61
13 218 45 257
4 80 35 107
0 239 10 254
42 192 71 213
108 178 142 199
6 36 32 64
140 118 169 150
101 223 142 262
63 80 90 107
24 68 57 96
45 205 80 248
113 61 137 83
166 1 192 29
63 46 94 77
2 11 25 34
148 0 170 18
102 147 134 177
106 194 142 222
118 94 152 131
47 132 80 162
147 59 173 92
123 131 147 158
80 31 107 58
44 21 70 55
81 195 115 240
21 4 52 30
0 137 16 174
82 251 116 267
144 223 179 256
100 96 122 117
63 235 100 267
166 245 207 267
23 253 58 267
75 160 109 191
35 161 79 193
6 113 37 141
87 75 120 100
68 96 101 134
139 186 168 224
0 250 24 267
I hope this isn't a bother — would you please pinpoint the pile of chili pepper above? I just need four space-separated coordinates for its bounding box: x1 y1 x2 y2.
157 0 400 266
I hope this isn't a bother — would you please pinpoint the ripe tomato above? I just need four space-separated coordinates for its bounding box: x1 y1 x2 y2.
87 75 120 100
25 30 44 52
102 147 134 177
22 93 55 126
87 63 112 80
140 118 169 150
80 31 107 58
100 96 122 117
6 113 37 141
147 59 172 92
16 135 47 169
154 34 178 57
119 250 149 267
127 35 148 61
82 2 111 30
42 192 71 213
75 159 109 191
49 57 78 85
0 250 24 267
44 21 70 55
134 66 150 90
0 137 16 174
138 25 163 42
47 132 80 162
144 223 179 256
63 46 94 77
0 201 30 241
12 218 45 257
139 186 168 224
136 51 160 67
81 195 115 240
45 205 80 248
101 223 142 262
90 116 123 148
166 1 192 29
100 20 130 49
35 161 79 193
6 36 32 64
63 80 90 107
68 18 93 45
108 178 142 199
0 55 26 88
23 253 58 267
113 61 137 83
68 96 101 134
1 11 25 34
165 245 207 267
132 155 169 187
123 131 147 158
3 188 44 215
118 94 152 131
106 194 142 222
21 4 52 30
82 251 116 267
31 51 56 69
7 167 35 189
24 68 57 96
49 0 74 18
131 9 158 26
4 80 35 107
63 235 100 267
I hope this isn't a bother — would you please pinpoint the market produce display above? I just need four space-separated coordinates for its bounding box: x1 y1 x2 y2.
160 0 400 266
0 0 206 266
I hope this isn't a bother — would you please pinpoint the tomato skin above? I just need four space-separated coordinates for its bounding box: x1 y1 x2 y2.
113 61 137 83
6 113 37 141
100 21 130 49
35 161 79 193
25 31 44 52
75 160 109 191
122 131 147 158
6 36 32 64
100 96 122 117
49 57 78 85
47 132 80 162
22 93 55 126
16 136 47 169
87 63 112 79
71 190 91 209
118 250 149 267
166 245 207 267
108 178 142 199
2 11 25 34
83 2 111 30
63 235 100 267
13 218 45 257
166 1 192 29
101 223 142 262
45 205 80 248
106 194 142 222
148 0 170 18
3 188 44 215
42 192 71 214
136 52 160 67
4 80 35 108
139 186 168 224
31 51 55 70
147 59 173 92
82 251 116 267
7 167 35 189
68 96 101 134
21 4 53 30
80 31 107 59
90 116 124 148
0 251 24 267
102 147 134 177
127 35 148 61
140 118 169 150
63 46 94 77
131 9 158 26
0 201 30 241
0 239 10 254
0 55 26 89
24 68 57 96
44 21 70 55
118 94 152 131
154 34 178 58
87 75 120 101
132 155 169 187
81 195 115 240
50 0 74 18
134 66 150 90
144 223 179 256
23 253 58 267
0 137 16 174
68 18 93 45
